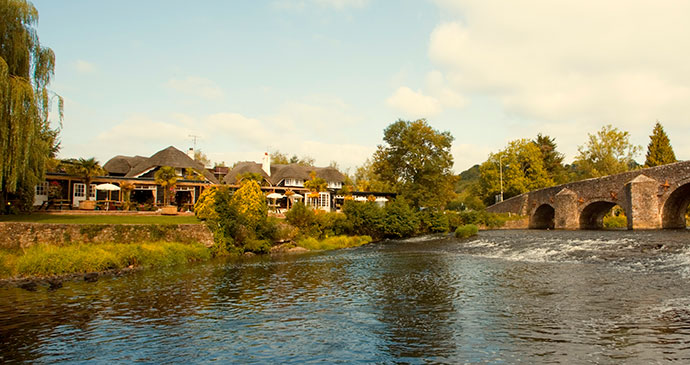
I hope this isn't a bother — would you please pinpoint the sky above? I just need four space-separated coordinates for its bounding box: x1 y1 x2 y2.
33 0 690 174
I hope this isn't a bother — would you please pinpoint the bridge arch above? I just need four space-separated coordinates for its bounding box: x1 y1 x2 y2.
579 201 618 229
662 182 690 229
530 204 555 229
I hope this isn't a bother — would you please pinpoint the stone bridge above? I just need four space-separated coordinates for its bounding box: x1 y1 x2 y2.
486 160 690 229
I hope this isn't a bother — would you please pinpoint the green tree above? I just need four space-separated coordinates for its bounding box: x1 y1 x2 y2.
229 179 267 231
533 133 569 184
1 0 63 207
574 125 641 178
372 119 457 209
63 158 104 202
271 150 315 166
154 166 178 206
353 158 392 192
194 149 211 167
477 139 554 205
644 121 677 167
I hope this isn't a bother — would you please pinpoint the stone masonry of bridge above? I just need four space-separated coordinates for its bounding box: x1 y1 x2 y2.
486 160 690 230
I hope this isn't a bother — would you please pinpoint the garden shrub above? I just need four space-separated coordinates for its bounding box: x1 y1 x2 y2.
243 238 272 254
418 210 450 233
194 185 232 221
342 201 384 240
454 224 478 239
382 198 419 239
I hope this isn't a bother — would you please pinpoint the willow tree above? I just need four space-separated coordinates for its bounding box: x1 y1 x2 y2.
0 0 62 208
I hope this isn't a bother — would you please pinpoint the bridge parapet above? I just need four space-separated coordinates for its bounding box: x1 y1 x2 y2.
487 160 690 230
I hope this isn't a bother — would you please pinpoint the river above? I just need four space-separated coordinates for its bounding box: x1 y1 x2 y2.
2 230 690 363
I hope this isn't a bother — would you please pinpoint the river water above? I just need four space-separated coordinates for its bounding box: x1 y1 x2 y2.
2 230 690 363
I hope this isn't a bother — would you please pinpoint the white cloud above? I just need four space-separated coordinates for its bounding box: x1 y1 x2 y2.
166 76 225 101
425 1 690 164
74 60 96 73
452 143 491 172
205 113 275 146
386 86 442 118
429 1 690 132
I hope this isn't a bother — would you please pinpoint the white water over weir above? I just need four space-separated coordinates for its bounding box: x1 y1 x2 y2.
2 230 690 363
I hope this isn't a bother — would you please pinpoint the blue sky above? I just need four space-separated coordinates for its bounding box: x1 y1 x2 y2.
34 0 690 173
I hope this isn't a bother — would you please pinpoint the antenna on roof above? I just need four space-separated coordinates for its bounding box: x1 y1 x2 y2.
188 134 201 151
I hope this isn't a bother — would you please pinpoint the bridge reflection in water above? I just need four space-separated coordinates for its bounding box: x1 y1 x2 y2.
488 160 690 230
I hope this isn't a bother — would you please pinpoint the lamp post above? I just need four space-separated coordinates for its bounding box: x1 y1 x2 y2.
499 153 504 202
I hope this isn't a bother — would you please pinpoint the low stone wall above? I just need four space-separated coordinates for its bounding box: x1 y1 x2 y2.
0 223 214 250
479 217 529 230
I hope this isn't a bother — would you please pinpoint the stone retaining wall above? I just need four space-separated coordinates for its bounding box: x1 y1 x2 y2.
0 223 214 250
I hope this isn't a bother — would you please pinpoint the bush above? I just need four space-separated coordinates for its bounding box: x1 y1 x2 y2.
382 198 419 239
243 239 272 254
285 202 317 236
342 201 384 239
418 210 450 233
455 224 478 239
603 215 627 229
194 186 232 221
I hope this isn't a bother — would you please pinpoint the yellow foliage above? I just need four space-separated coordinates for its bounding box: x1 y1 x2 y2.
230 180 267 228
195 186 229 220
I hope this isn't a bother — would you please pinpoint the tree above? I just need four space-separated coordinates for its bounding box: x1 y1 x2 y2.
229 179 267 231
1 0 63 208
63 158 104 202
353 158 392 192
644 121 677 167
477 139 554 205
372 119 457 209
533 133 569 184
154 166 177 206
271 150 315 166
194 150 211 167
574 125 641 178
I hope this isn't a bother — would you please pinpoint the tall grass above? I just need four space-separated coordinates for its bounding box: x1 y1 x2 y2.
0 241 210 278
0 214 200 225
296 235 372 251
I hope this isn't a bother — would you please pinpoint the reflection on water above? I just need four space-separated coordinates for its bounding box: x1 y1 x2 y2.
2 230 690 363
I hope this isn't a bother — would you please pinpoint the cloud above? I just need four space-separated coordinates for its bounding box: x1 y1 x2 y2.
74 60 96 73
166 76 225 101
428 0 690 136
386 87 442 118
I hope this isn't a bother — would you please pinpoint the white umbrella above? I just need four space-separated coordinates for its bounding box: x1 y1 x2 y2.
95 183 120 191
375 197 389 202
266 193 284 199
95 183 121 211
355 196 368 201
291 193 303 199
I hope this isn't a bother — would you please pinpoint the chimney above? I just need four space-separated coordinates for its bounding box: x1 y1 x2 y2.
262 152 271 176
187 147 195 159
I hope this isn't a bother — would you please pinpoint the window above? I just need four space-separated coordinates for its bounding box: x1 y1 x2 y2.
74 184 85 198
35 182 49 196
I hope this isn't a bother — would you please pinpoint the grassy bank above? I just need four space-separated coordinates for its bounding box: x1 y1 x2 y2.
0 214 201 225
295 235 373 251
0 241 210 279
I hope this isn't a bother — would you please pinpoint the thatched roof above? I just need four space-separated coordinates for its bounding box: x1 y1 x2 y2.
105 146 219 184
223 161 345 186
222 161 269 184
103 155 147 175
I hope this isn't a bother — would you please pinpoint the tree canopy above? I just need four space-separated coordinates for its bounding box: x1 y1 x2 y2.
644 121 677 168
533 133 569 184
477 138 554 205
574 125 640 178
1 0 62 207
372 119 457 209
270 150 315 166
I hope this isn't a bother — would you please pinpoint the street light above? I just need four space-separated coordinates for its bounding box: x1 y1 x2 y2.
499 153 504 202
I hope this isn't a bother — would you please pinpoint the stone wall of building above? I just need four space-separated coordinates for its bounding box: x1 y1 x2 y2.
0 223 214 250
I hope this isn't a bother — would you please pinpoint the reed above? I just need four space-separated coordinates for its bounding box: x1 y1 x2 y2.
0 241 210 278
296 235 372 251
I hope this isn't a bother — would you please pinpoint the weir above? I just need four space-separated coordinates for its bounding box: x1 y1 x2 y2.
487 160 690 230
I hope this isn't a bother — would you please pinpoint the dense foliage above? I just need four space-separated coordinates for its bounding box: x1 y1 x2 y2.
372 119 457 209
477 138 554 205
574 125 640 178
154 166 177 206
644 121 677 168
0 0 62 210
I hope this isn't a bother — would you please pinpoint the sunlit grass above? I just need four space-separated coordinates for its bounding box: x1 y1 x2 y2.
0 214 200 225
0 241 210 278
296 235 372 251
